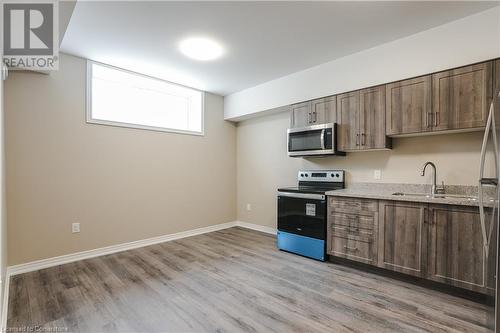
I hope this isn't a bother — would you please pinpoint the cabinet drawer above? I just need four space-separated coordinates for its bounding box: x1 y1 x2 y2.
329 197 377 213
330 225 374 241
328 235 376 264
329 212 374 231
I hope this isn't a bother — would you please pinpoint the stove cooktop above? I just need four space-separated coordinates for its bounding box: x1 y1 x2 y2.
277 186 340 195
277 170 345 195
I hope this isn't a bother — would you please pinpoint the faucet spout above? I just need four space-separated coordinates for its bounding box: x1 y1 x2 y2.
421 162 444 196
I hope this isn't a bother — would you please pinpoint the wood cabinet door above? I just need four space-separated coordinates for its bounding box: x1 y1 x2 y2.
427 205 486 293
311 96 336 125
386 75 432 135
378 201 427 277
337 91 360 151
290 101 312 128
360 86 387 149
432 62 493 131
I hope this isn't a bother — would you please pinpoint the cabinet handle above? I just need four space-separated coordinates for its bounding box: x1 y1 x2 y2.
356 134 360 146
426 112 433 128
344 246 358 251
308 112 311 123
313 111 317 123
434 112 439 127
361 133 366 146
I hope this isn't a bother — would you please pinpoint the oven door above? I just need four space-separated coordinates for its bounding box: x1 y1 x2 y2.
277 192 326 240
288 123 334 157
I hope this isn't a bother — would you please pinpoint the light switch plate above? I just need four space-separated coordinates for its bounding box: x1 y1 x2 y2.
374 170 381 180
72 222 80 233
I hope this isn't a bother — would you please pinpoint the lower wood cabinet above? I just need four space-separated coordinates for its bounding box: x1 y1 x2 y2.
378 201 427 277
427 205 495 294
327 197 378 265
327 197 497 295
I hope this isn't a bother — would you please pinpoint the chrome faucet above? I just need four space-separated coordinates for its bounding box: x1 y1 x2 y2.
421 162 445 196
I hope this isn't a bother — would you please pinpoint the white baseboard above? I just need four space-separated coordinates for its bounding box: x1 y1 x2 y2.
234 221 277 235
7 221 237 276
1 220 276 329
6 221 276 277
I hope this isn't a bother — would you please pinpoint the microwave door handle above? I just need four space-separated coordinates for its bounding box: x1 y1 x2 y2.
320 129 325 150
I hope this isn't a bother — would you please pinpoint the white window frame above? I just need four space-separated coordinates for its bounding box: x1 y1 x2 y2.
86 60 205 136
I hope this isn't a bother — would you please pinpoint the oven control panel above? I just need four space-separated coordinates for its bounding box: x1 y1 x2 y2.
297 170 344 182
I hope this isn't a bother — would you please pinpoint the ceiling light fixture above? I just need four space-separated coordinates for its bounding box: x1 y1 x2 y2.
179 37 224 61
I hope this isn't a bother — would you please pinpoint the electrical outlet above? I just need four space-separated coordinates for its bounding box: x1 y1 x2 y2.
72 222 80 233
246 203 252 211
374 170 382 180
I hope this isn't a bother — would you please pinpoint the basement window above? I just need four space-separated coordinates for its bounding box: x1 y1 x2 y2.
86 61 204 135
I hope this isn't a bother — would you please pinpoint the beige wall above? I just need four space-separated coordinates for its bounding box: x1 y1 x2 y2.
237 111 485 229
5 53 236 265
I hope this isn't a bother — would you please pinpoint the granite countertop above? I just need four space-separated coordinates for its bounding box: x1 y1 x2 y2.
325 183 497 207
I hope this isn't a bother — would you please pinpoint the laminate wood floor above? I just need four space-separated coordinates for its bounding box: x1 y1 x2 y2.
8 227 494 333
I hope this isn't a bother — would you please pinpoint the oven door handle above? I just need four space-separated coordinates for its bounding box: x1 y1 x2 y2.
277 192 325 200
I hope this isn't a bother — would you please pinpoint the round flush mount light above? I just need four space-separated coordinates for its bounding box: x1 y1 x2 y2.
179 37 224 61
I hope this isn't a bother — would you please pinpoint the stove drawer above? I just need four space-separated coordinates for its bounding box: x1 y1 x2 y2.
328 235 376 264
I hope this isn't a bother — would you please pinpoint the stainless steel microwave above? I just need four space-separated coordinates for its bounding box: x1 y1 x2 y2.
287 123 344 157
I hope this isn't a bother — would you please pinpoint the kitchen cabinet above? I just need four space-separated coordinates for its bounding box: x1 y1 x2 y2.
377 201 427 277
327 197 378 265
290 102 311 128
385 75 432 136
360 86 391 149
427 205 495 294
432 62 493 131
336 91 360 151
327 196 496 294
290 96 336 128
337 86 391 151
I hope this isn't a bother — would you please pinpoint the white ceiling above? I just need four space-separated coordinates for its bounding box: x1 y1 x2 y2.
61 1 499 96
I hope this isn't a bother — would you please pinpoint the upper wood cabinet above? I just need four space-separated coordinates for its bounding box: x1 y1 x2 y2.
432 62 493 131
337 86 391 151
290 96 336 128
336 91 360 151
377 201 427 277
290 102 311 128
290 58 498 141
386 75 432 136
359 86 391 149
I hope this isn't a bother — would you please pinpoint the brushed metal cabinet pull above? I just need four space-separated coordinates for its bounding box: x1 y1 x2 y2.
426 112 433 128
361 133 366 146
434 112 439 127
344 246 358 251
356 134 360 146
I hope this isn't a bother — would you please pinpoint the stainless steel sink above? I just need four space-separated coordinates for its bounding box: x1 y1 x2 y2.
391 192 478 201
